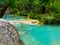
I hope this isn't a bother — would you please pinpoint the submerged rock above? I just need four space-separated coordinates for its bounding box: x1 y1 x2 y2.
0 19 24 45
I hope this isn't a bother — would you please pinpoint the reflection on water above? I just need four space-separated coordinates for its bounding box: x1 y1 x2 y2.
51 40 60 45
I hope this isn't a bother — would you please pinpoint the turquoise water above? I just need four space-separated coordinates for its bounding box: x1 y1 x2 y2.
13 23 60 45
3 15 60 45
2 15 27 20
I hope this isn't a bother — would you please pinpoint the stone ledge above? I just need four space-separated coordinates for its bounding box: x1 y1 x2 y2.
0 19 24 45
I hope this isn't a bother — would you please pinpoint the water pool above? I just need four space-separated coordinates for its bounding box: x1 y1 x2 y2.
2 15 60 45
13 23 60 45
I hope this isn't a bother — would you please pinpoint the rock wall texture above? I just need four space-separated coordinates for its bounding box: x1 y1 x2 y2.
0 19 24 45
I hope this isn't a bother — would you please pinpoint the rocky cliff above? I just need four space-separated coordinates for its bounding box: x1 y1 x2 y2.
0 19 24 45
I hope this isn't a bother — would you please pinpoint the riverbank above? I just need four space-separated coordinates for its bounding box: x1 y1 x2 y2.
9 19 39 25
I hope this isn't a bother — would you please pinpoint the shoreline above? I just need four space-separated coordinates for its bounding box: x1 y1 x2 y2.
9 19 39 25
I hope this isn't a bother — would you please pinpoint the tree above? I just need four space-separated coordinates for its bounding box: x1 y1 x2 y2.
0 0 21 18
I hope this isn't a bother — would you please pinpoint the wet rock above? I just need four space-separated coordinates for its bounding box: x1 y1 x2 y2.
0 19 24 45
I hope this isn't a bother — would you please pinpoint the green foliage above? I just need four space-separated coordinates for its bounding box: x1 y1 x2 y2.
0 0 60 24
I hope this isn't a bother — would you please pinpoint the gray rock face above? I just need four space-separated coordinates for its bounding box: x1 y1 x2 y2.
0 20 24 45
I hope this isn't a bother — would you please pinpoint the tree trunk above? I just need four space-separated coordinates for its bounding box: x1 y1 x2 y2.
0 4 10 18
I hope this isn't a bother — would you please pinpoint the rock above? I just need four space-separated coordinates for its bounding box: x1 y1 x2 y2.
0 19 24 45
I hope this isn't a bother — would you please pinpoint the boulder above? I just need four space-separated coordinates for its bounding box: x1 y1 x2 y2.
0 19 24 45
